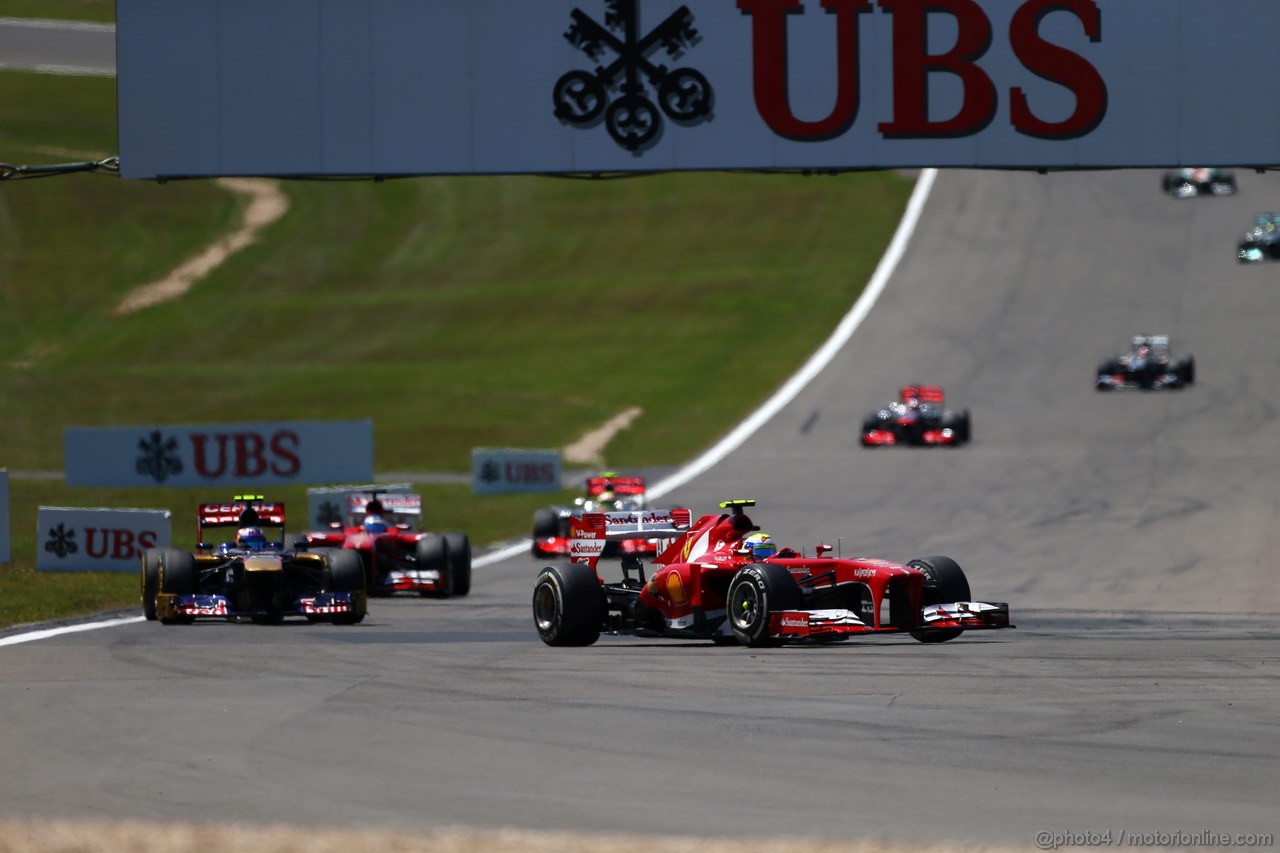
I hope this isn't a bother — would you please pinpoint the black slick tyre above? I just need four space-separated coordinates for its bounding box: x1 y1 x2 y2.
141 548 163 620
908 556 971 644
532 508 560 540
532 564 603 646
443 532 472 597
416 534 452 598
726 563 801 647
156 548 196 625
1176 355 1196 385
325 549 366 624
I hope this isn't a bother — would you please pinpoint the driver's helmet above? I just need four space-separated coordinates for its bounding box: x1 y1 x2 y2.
362 514 388 534
236 526 267 551
596 489 617 506
741 532 779 560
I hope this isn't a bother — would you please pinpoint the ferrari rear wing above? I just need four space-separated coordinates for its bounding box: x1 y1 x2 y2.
348 493 422 515
569 508 692 570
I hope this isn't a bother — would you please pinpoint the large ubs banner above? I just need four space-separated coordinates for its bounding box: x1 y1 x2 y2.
117 0 1280 179
65 421 374 488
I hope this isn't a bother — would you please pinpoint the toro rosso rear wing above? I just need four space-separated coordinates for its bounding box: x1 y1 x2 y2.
569 509 692 572
195 495 285 549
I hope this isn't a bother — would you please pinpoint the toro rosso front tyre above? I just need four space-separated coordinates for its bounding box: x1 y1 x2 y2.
325 549 367 624
141 549 163 621
155 548 197 625
533 564 604 646
726 563 801 648
908 556 971 644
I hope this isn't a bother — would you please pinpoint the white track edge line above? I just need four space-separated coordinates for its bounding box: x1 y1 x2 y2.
1 169 937 646
645 167 938 501
0 615 144 647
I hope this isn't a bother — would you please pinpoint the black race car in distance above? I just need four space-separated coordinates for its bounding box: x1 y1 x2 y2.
1096 335 1194 391
860 385 971 447
1238 213 1280 263
1162 168 1236 199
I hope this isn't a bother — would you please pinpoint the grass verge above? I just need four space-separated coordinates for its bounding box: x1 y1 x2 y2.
0 1 113 23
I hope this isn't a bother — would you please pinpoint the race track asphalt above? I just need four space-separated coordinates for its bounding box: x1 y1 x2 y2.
1 169 1276 846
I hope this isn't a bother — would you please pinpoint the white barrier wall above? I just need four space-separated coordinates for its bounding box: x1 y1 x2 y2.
117 0 1280 178
64 420 374 488
36 507 172 573
472 449 563 495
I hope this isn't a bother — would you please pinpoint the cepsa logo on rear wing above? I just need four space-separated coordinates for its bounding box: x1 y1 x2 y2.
569 509 691 567
197 500 286 527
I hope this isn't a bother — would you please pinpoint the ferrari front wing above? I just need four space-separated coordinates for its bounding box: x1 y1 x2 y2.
765 600 1012 640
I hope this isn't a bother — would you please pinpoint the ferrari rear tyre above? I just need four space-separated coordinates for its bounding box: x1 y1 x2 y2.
908 556 971 643
416 534 452 598
532 564 603 646
156 549 196 625
443 533 472 597
141 549 163 620
727 563 801 647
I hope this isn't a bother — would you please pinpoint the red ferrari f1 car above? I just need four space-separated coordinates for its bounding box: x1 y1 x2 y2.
532 499 1011 647
860 385 971 447
304 491 471 597
531 473 663 558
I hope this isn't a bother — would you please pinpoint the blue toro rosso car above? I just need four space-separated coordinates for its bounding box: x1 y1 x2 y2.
141 495 367 625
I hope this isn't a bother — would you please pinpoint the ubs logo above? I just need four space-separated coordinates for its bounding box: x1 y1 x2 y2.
554 0 714 153
136 430 183 483
44 523 78 559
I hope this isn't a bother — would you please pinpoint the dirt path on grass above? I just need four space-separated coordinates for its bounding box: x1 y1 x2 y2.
112 178 288 315
562 406 643 466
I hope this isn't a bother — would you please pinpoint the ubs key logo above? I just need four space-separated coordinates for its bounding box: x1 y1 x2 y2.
554 0 714 153
136 430 183 483
44 522 78 559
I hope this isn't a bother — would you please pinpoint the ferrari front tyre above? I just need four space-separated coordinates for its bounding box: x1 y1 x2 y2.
416 534 452 598
907 556 971 644
443 532 472 597
156 548 196 625
726 563 801 648
532 564 603 646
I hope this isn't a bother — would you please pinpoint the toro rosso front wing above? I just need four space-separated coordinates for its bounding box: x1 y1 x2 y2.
155 591 364 622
